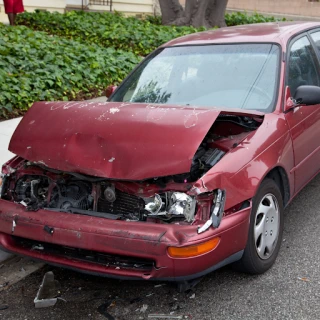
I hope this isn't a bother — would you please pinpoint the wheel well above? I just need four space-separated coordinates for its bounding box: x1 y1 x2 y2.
266 167 290 207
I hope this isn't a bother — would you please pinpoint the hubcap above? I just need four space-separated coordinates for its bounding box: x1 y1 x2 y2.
254 194 280 260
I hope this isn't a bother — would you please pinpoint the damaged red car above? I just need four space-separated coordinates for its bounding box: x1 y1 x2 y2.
1 22 320 288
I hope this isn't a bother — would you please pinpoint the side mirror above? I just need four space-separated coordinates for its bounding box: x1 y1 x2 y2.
294 85 320 106
106 85 117 98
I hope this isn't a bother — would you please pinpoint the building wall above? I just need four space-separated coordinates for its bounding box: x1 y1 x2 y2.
175 0 320 20
1 0 319 22
227 0 320 19
0 0 65 23
0 0 155 23
90 0 154 15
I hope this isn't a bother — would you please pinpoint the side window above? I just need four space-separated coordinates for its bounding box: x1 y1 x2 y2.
287 36 320 95
311 31 320 52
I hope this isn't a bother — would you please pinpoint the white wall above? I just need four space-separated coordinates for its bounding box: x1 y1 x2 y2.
0 0 66 23
66 0 83 5
90 0 154 15
0 0 156 22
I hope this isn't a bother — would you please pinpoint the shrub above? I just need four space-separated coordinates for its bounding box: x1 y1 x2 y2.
225 12 286 26
0 24 141 119
17 11 286 56
2 11 286 118
17 11 205 56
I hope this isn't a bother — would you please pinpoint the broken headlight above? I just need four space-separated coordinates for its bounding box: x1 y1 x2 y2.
198 189 226 234
145 192 196 222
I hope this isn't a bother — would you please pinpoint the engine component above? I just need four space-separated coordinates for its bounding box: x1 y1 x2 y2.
172 147 225 183
13 174 195 223
103 184 116 202
98 186 146 220
201 149 225 167
15 175 50 208
49 181 92 211
145 192 196 222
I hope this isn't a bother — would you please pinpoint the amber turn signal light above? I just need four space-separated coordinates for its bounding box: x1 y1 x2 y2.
168 237 220 258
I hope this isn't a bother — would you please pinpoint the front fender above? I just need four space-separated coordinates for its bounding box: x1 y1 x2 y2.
190 113 293 210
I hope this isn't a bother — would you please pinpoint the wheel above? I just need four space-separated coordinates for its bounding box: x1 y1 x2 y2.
235 178 284 274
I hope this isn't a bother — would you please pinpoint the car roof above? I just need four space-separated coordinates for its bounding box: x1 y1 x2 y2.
164 22 320 47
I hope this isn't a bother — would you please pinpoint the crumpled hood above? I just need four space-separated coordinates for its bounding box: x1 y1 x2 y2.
10 101 238 180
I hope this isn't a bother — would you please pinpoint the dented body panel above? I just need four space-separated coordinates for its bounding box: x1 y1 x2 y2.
9 102 263 181
191 113 295 210
9 102 221 180
0 199 250 280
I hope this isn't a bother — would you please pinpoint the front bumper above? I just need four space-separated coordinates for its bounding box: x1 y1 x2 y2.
0 199 251 281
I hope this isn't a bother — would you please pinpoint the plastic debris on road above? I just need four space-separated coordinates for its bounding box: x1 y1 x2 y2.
34 271 60 308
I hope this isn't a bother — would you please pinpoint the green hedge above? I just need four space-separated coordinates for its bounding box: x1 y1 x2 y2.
0 24 141 119
2 11 286 119
225 11 286 26
17 11 285 56
145 11 284 26
17 11 205 56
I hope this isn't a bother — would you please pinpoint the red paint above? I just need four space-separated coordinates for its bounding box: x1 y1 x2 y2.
0 199 250 279
9 102 262 180
164 22 320 49
285 104 320 193
106 85 117 98
9 102 221 180
2 22 320 281
191 113 295 210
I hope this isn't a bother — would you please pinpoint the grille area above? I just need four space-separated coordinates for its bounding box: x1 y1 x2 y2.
12 236 154 271
98 188 146 216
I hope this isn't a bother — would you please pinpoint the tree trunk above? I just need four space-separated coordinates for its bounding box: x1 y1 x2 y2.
158 0 184 25
188 0 211 28
159 0 229 28
207 0 228 27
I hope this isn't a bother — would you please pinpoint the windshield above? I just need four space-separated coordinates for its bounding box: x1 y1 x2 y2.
111 44 280 112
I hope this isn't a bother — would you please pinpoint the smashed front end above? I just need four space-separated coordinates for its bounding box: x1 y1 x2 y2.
0 103 260 280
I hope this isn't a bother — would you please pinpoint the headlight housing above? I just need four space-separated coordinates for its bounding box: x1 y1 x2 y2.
145 192 196 222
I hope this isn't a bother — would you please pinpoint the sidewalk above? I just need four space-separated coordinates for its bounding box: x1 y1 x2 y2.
0 96 107 263
0 117 22 263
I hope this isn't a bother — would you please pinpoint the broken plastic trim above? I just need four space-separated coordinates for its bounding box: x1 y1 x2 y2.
0 173 7 199
34 271 60 308
197 189 226 234
0 174 3 199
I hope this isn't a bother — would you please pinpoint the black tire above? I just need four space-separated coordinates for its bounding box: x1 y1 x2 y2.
234 178 284 274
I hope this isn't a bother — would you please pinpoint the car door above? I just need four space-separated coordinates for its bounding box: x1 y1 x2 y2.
284 34 320 193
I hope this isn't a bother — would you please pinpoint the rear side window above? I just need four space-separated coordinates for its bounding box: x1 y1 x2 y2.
311 31 320 52
287 36 320 94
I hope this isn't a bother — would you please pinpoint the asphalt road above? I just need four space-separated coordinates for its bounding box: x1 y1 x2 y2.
1 174 320 320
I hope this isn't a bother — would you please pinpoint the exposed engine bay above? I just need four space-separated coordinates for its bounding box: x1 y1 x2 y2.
1 114 261 225
13 175 197 223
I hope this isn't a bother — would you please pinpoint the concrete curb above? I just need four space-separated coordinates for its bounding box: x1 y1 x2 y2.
0 117 22 263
